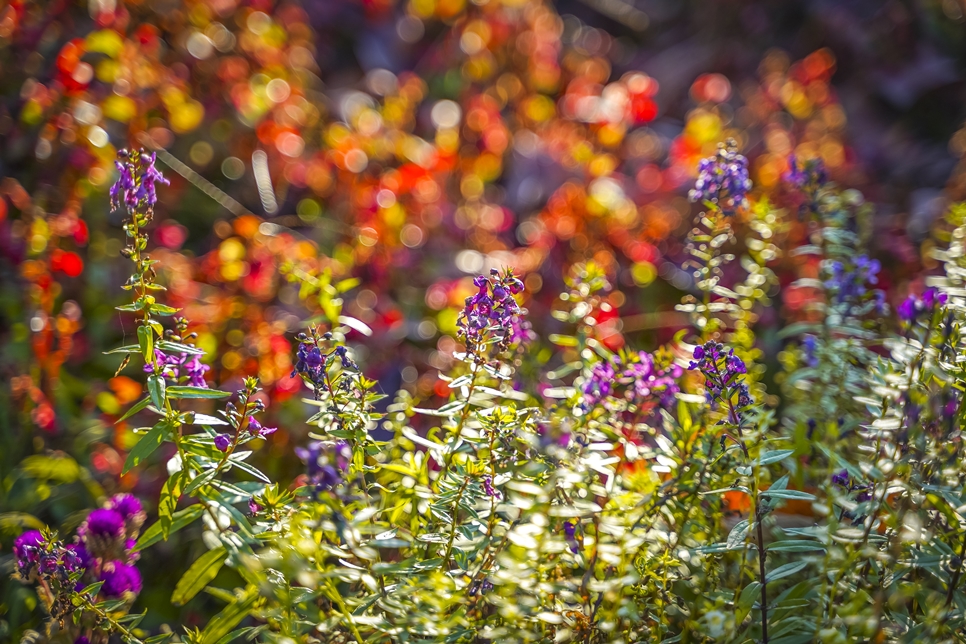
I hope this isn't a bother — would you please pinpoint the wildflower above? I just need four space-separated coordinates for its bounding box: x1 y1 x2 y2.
802 335 819 368
98 561 142 598
110 149 169 212
248 416 277 438
688 139 752 213
831 469 851 488
292 337 357 394
898 287 947 322
145 349 210 387
13 530 45 566
482 476 500 498
563 521 581 554
689 341 752 411
825 255 883 308
106 494 145 537
214 434 232 452
296 440 350 492
784 154 828 192
457 269 525 358
79 509 126 560
703 609 728 638
581 361 615 407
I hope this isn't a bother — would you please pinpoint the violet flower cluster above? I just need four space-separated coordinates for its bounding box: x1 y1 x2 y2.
688 139 752 214
457 269 525 357
784 154 828 192
214 385 276 452
897 287 947 323
825 255 885 310
14 493 145 610
144 348 210 388
581 351 681 411
296 440 351 494
110 149 169 212
689 341 753 416
292 332 359 397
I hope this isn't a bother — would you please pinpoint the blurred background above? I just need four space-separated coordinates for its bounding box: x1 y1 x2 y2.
1 0 965 636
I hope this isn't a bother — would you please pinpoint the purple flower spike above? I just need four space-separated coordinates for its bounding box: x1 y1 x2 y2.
689 139 752 214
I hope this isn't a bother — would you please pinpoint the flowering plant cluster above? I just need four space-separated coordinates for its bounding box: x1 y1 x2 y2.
13 493 145 642
4 2 966 642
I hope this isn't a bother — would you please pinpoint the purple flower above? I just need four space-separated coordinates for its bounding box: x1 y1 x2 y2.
482 476 500 498
214 434 232 452
145 349 209 387
689 341 753 415
802 335 819 367
825 255 883 309
99 561 142 598
563 521 579 553
65 543 92 571
247 416 277 438
689 139 752 214
107 493 146 537
898 287 948 323
296 440 350 493
13 530 45 564
79 509 126 559
784 154 828 191
831 469 850 488
110 149 169 212
75 637 91 644
107 494 142 521
457 269 526 357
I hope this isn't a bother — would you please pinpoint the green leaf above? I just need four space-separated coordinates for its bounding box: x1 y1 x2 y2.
157 340 205 355
104 344 141 355
134 504 205 552
20 454 80 483
137 324 154 365
761 489 816 501
167 386 231 399
159 471 184 540
123 422 169 475
727 519 750 550
201 586 259 644
116 396 153 424
758 450 795 467
766 560 809 584
548 334 578 347
767 540 826 553
172 546 228 606
183 469 220 497
147 374 166 409
738 581 761 610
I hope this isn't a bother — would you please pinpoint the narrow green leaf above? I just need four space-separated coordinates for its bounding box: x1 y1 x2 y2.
167 386 231 400
122 422 169 475
201 586 259 644
147 374 166 409
738 581 761 610
767 540 826 553
758 449 795 467
157 340 205 355
116 396 152 424
159 471 184 540
137 325 154 365
172 546 228 606
727 519 750 550
761 489 816 501
134 504 205 552
766 560 809 583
